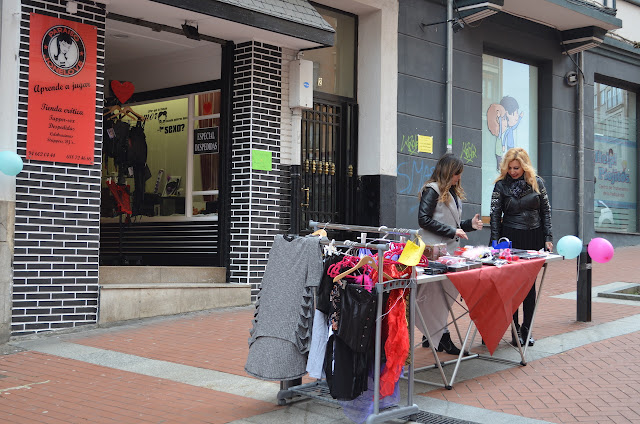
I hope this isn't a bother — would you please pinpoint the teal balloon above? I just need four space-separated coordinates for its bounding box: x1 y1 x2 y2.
0 151 23 176
556 235 582 259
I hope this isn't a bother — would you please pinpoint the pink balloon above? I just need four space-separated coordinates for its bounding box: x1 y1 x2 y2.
587 237 614 263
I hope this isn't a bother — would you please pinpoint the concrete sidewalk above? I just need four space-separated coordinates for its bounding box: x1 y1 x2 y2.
1 245 639 423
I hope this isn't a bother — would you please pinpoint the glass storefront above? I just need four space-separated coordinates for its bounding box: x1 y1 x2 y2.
481 54 539 216
101 90 220 220
594 83 637 233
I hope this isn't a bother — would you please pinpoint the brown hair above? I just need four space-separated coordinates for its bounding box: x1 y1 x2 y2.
420 153 466 203
495 147 540 192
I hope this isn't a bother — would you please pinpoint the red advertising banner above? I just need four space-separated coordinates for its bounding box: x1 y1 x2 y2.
26 14 97 165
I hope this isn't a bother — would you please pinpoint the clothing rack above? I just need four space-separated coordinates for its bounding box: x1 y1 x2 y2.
277 222 421 424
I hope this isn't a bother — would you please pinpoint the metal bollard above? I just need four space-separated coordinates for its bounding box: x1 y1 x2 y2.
576 245 592 322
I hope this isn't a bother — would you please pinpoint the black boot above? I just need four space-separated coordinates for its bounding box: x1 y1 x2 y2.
421 335 429 348
437 332 461 355
511 328 524 347
521 325 535 346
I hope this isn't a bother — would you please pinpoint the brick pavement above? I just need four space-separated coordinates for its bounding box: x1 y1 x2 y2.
1 245 639 423
0 351 277 424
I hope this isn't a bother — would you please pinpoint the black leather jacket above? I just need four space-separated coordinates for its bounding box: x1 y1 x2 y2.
418 187 474 240
490 175 553 243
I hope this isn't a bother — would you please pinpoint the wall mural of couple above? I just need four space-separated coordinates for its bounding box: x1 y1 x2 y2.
486 96 524 172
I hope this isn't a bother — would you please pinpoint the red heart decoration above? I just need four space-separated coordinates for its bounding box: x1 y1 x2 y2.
111 80 135 104
203 102 213 115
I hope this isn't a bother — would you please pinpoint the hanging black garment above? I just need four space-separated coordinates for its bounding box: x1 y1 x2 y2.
128 122 148 216
127 122 147 167
335 283 377 353
111 120 131 171
316 255 342 315
324 334 371 401
323 281 375 400
103 119 130 173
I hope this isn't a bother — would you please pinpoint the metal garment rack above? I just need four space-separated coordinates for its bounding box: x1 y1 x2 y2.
276 222 421 424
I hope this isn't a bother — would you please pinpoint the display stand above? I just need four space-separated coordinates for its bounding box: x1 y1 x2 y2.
409 254 563 389
276 221 422 424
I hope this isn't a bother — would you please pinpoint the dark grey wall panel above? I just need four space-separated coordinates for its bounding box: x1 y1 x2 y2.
550 177 576 212
452 87 482 130
553 210 578 240
551 109 577 145
453 50 482 92
398 74 445 120
399 0 447 46
552 74 577 113
398 34 445 81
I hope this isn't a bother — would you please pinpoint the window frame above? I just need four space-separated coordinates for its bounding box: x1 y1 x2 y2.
100 90 221 223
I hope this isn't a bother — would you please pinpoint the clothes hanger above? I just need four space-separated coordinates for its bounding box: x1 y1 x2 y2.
311 228 327 237
103 105 123 121
121 106 146 121
332 255 392 283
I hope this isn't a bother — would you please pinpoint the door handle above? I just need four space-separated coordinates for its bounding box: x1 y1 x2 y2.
301 187 310 208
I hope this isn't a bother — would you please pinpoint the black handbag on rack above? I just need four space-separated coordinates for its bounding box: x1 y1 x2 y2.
335 283 377 353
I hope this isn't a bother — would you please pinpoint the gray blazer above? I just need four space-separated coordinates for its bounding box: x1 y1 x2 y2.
418 182 471 255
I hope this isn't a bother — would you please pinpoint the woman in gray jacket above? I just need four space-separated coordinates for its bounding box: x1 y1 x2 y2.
417 153 483 354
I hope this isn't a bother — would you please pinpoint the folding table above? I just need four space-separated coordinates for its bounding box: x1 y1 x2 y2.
411 254 564 389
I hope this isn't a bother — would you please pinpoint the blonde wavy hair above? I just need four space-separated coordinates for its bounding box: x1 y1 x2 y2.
420 153 466 204
495 147 540 193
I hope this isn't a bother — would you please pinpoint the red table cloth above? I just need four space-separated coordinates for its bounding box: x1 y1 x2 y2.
445 258 545 354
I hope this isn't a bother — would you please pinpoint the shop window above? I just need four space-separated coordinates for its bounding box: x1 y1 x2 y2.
303 4 356 99
594 82 637 233
481 54 538 216
101 90 221 220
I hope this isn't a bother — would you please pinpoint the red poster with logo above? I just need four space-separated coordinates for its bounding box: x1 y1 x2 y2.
27 14 97 165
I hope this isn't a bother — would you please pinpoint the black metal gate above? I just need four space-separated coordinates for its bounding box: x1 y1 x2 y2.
300 96 358 228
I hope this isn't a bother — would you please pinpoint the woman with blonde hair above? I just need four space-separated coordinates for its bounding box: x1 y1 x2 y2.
490 147 553 346
417 153 483 354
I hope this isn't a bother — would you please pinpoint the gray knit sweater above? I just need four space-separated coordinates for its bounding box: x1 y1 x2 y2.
245 235 323 381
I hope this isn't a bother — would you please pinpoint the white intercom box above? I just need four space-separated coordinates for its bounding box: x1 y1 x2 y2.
289 59 313 109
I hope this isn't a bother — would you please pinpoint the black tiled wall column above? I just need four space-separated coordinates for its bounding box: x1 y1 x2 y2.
13 0 106 335
229 41 290 299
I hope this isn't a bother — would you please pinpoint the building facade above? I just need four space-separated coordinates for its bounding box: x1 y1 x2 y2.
0 0 398 339
1 0 637 341
395 0 639 253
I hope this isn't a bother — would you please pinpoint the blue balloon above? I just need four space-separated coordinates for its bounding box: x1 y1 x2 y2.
0 150 24 176
557 235 582 259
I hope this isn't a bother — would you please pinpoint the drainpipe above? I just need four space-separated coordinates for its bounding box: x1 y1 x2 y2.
290 108 302 234
576 51 591 322
577 52 584 241
446 0 453 153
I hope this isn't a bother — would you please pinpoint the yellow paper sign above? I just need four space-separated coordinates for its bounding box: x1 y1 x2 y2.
418 135 433 153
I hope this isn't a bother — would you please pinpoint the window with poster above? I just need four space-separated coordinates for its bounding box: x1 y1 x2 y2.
593 82 637 233
481 54 538 217
101 90 221 221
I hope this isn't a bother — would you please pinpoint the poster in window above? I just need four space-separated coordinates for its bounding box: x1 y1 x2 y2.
481 55 538 216
163 176 181 197
26 14 97 165
593 85 637 233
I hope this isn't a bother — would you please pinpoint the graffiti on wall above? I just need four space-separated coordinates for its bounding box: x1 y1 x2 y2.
397 158 435 196
460 141 477 164
400 134 420 155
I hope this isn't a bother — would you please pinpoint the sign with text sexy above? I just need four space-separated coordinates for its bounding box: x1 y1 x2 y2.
26 14 97 165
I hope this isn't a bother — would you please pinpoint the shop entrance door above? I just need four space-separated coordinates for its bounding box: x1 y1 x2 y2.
300 95 358 228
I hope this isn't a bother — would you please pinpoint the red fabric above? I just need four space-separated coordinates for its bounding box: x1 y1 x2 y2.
445 259 545 354
379 289 409 397
106 181 132 215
